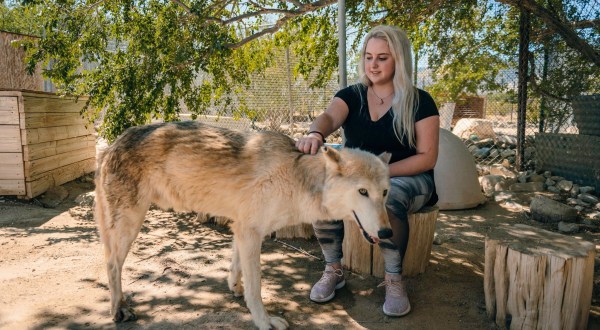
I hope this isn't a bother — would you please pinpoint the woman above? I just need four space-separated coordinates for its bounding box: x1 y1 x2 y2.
295 25 439 317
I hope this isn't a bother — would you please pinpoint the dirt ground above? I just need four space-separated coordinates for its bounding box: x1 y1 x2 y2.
0 178 599 330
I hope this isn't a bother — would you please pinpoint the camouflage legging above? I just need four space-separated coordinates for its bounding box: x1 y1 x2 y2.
313 173 435 274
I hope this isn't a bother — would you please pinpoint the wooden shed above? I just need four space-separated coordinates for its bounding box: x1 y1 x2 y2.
0 89 96 198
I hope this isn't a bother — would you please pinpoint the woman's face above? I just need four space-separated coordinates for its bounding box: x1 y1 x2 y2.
364 37 396 86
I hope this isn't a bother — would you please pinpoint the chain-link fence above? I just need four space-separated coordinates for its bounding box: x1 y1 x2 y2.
189 2 597 189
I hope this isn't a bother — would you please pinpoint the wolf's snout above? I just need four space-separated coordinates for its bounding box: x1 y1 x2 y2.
378 228 393 239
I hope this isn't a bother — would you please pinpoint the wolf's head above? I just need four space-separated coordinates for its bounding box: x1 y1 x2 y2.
320 146 392 244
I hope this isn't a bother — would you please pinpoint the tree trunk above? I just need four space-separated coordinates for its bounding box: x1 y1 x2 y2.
484 224 595 330
343 206 439 277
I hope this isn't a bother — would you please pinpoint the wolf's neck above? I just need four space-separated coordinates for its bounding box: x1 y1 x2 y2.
290 153 332 220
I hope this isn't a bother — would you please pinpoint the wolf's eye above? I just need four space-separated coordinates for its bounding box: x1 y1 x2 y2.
383 189 388 197
359 188 368 197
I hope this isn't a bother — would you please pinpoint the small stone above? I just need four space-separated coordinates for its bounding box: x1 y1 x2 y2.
570 184 580 196
528 174 546 183
494 192 515 203
566 198 578 206
578 193 599 204
556 180 573 192
543 171 552 178
558 221 579 234
501 159 511 168
510 182 545 192
550 176 565 182
545 178 556 186
580 186 595 194
547 186 560 193
575 205 585 212
433 232 443 245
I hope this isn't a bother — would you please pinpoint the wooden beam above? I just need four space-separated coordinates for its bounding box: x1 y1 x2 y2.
20 112 88 129
0 96 19 125
0 152 25 180
24 146 96 179
23 135 95 161
21 124 95 145
0 179 26 195
0 125 22 152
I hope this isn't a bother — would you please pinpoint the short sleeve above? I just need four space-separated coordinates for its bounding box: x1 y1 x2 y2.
415 89 439 122
334 84 364 110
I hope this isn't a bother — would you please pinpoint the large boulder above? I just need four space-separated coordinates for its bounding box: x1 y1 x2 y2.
452 118 497 140
434 128 486 210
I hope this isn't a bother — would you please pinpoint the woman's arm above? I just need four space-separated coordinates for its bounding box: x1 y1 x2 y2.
388 115 439 177
296 97 349 154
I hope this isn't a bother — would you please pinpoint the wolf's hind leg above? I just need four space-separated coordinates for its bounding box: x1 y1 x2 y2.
228 238 244 297
236 228 289 330
102 205 148 322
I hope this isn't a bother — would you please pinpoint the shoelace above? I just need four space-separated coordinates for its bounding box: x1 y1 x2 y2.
377 279 405 296
318 268 343 284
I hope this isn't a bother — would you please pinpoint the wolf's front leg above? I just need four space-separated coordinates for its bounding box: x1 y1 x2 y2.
228 238 244 297
235 229 289 330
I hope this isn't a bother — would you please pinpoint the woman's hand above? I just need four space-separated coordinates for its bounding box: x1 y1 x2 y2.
295 133 324 155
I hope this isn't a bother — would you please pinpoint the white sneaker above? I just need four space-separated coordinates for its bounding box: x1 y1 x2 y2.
309 264 345 303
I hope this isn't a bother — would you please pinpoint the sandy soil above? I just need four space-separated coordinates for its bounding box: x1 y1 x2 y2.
0 178 599 330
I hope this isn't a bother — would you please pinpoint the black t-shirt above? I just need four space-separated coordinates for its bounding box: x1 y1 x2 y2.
335 83 439 204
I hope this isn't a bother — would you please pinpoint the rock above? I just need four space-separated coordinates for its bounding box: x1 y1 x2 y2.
474 138 494 148
558 221 579 234
597 203 600 211
530 195 578 223
473 147 491 159
37 186 69 208
543 171 552 178
580 186 595 194
566 198 578 206
501 159 511 168
453 119 497 140
510 182 545 192
547 186 560 193
575 205 585 212
556 180 573 192
75 192 96 207
490 166 517 179
545 178 556 186
500 149 516 158
433 232 443 245
494 192 515 203
550 176 564 182
578 193 599 204
570 184 580 197
528 174 546 183
479 175 504 196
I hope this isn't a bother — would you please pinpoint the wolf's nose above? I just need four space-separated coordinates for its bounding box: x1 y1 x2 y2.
378 228 393 239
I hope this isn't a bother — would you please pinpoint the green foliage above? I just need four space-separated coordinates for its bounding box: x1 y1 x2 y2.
2 0 597 141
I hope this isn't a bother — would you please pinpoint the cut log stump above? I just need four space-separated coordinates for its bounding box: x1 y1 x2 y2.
485 224 595 330
342 206 439 277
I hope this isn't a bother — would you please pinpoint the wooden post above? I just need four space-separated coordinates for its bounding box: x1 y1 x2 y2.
484 224 595 330
342 206 439 277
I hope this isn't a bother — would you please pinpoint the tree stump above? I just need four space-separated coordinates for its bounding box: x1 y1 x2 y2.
485 224 595 330
342 206 439 277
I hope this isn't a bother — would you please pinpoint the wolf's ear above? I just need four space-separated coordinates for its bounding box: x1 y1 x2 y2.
321 146 341 172
378 152 392 164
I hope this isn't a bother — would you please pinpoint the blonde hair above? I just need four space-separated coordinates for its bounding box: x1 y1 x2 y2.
357 25 419 148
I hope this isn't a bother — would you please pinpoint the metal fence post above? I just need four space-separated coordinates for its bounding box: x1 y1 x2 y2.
517 6 531 171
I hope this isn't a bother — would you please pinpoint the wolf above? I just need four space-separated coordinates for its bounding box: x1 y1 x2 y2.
94 121 393 329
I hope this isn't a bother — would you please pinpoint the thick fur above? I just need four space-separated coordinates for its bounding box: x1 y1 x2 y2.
95 121 392 329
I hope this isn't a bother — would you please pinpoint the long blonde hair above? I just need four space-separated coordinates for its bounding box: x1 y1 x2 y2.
358 25 419 148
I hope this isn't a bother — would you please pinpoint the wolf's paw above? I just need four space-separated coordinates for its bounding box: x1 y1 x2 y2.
256 315 289 330
268 316 289 330
113 305 137 323
228 278 244 297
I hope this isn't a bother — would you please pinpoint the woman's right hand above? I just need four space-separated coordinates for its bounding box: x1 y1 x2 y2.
295 133 324 155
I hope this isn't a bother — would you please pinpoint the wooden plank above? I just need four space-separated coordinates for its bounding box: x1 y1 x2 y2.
21 124 95 145
19 112 87 129
0 125 22 152
0 179 26 195
0 96 19 125
25 157 95 198
24 146 96 179
0 152 25 180
23 135 95 161
21 95 87 113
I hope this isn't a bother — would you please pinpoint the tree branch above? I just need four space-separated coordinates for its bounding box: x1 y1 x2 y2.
497 0 600 66
528 53 571 102
533 19 600 41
